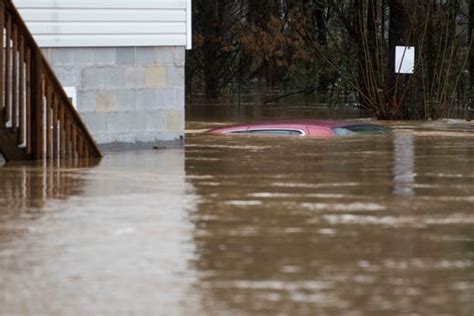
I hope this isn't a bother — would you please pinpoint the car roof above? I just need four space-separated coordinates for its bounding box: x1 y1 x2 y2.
244 120 366 129
208 120 377 134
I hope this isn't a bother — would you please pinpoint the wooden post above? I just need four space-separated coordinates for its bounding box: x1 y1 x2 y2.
387 0 419 119
25 48 31 153
0 2 4 117
19 35 25 144
52 96 59 159
30 51 44 159
71 125 77 159
77 134 83 158
46 82 52 159
4 15 11 123
12 23 17 134
59 106 65 159
65 117 71 159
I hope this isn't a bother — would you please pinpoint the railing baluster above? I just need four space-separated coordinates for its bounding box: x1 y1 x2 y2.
25 48 31 153
18 35 25 145
65 117 71 159
52 96 59 159
4 14 11 124
11 23 17 134
59 105 65 159
0 2 4 118
71 125 77 159
46 81 53 159
30 51 44 159
77 134 83 159
84 146 90 159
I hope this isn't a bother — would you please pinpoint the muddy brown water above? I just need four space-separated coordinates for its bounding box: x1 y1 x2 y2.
1 104 473 315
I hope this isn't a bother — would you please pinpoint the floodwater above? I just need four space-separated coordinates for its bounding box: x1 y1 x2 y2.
1 103 473 315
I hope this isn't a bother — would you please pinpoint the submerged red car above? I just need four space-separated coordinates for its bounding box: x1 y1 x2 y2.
208 120 390 137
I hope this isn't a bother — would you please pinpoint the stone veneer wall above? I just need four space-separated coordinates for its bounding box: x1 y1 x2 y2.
42 47 185 147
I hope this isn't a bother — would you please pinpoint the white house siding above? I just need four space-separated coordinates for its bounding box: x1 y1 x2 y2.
13 0 192 49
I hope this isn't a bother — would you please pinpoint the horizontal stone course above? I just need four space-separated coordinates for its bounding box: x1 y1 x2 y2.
145 65 166 88
156 88 177 109
116 48 135 65
173 48 185 67
115 89 137 111
145 110 168 130
124 67 145 89
165 66 185 86
51 66 81 87
175 87 185 108
136 89 158 110
166 110 185 132
96 91 116 112
77 90 97 112
81 112 107 133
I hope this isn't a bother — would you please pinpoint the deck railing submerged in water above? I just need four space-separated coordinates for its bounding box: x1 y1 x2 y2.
0 0 102 161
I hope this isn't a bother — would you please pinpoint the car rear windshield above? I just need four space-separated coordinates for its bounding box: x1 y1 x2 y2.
332 124 390 136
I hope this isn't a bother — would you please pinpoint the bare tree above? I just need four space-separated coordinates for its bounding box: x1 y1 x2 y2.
187 0 471 120
470 0 474 111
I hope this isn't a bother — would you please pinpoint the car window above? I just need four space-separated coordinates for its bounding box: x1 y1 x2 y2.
248 129 303 136
332 128 355 136
333 125 390 136
230 129 303 135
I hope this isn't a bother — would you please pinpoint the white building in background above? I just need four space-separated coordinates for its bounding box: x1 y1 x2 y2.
14 0 192 148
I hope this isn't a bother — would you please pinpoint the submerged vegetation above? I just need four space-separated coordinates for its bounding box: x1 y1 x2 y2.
187 0 473 120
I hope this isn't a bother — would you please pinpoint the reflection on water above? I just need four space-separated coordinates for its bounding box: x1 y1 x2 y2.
0 114 473 314
393 133 415 196
185 119 474 315
0 152 199 315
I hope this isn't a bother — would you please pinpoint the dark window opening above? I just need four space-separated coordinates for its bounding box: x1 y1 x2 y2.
248 129 303 136
333 125 390 136
229 129 303 136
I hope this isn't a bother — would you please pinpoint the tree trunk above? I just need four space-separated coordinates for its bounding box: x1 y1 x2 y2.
354 0 370 110
354 0 380 114
314 3 329 92
470 0 474 112
387 0 425 119
198 0 226 98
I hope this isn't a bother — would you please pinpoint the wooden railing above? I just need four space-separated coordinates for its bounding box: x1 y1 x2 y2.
0 0 102 161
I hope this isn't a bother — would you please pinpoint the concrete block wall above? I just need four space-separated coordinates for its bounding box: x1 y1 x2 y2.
42 47 185 147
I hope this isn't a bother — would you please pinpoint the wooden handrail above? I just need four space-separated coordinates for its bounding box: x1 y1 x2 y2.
0 0 102 161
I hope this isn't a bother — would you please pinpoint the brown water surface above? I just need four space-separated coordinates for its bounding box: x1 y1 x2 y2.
0 105 473 315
